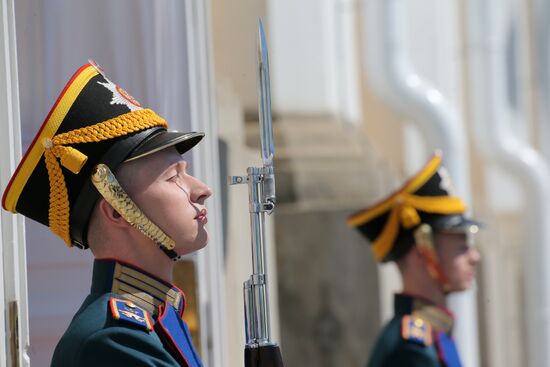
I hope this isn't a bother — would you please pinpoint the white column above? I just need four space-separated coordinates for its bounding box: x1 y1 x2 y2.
0 0 29 366
184 1 227 365
268 0 362 125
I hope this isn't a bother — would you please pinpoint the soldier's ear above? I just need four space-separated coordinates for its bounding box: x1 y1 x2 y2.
97 198 128 228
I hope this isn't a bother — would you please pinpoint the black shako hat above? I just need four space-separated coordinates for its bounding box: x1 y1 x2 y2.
2 61 204 249
347 152 479 262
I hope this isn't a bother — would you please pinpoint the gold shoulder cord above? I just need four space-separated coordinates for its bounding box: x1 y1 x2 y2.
91 163 176 252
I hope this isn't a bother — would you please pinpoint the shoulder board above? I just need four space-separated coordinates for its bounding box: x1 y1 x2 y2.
401 315 433 346
109 297 153 332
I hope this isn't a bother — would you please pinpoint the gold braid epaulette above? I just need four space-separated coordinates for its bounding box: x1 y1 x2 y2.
42 108 167 246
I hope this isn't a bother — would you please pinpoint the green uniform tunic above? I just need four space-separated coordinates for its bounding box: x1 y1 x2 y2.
51 259 202 367
367 294 462 367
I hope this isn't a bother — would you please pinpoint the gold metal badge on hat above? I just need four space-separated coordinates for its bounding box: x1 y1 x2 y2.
91 163 176 251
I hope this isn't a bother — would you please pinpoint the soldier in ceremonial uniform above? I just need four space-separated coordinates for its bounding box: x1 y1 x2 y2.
2 62 211 366
347 152 481 367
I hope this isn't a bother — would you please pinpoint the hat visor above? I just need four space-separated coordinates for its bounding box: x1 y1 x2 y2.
431 215 482 234
124 131 204 162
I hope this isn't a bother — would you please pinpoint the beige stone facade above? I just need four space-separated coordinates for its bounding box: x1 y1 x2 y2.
210 0 543 366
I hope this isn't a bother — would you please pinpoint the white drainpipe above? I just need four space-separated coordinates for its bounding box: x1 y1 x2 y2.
533 0 550 161
361 1 479 366
466 0 550 366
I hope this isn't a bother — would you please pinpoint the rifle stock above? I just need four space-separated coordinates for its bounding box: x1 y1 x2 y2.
245 345 284 367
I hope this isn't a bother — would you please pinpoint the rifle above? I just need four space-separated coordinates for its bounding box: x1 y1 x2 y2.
229 18 285 367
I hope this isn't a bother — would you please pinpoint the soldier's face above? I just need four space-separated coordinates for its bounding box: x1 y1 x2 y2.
119 147 212 256
435 232 480 292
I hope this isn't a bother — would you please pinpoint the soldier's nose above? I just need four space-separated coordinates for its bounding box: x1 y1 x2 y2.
190 177 212 204
469 247 481 263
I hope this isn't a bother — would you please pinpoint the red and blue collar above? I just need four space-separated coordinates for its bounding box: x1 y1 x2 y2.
394 293 454 334
91 259 186 317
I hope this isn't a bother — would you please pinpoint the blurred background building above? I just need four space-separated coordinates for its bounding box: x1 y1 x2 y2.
1 0 549 366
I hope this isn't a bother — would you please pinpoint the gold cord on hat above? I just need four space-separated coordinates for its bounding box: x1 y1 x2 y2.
370 193 465 261
91 164 176 251
43 108 167 246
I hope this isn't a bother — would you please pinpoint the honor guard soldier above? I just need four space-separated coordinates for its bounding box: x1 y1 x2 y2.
2 61 212 366
347 152 481 367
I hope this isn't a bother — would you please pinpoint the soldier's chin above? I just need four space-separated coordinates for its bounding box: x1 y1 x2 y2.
454 280 473 292
196 228 209 248
175 231 209 256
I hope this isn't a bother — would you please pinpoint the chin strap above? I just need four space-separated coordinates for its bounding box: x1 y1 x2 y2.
413 224 451 293
91 163 180 261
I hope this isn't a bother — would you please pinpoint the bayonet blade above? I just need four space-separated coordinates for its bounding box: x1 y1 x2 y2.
257 18 274 168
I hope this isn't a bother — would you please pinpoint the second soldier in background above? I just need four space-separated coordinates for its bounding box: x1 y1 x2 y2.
348 152 481 367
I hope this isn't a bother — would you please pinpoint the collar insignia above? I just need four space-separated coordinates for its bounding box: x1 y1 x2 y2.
111 262 185 317
412 298 454 334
